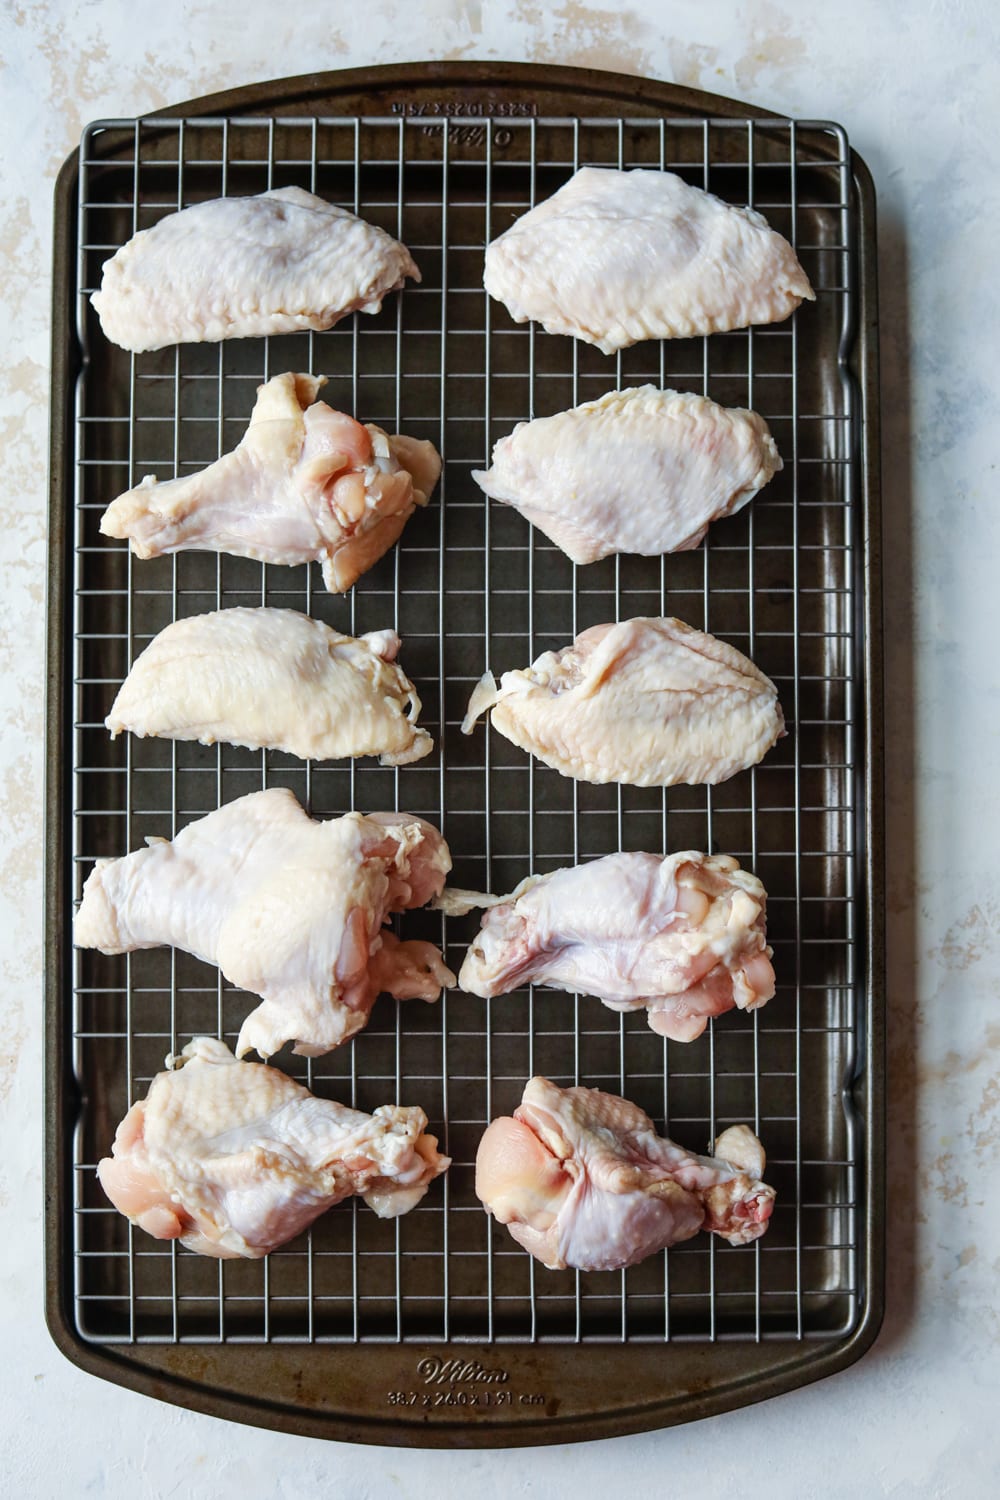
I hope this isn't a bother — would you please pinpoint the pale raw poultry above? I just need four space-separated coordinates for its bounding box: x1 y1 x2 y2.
476 1078 775 1271
74 789 454 1059
484 166 814 352
106 608 432 765
100 372 441 593
91 186 419 351
474 386 781 564
98 1038 449 1257
462 615 784 787
458 851 775 1041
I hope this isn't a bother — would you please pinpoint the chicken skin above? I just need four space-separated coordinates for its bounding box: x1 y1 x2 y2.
74 789 454 1059
100 372 441 593
99 1037 449 1257
473 387 781 564
91 186 419 352
462 616 784 787
106 608 432 765
458 851 775 1041
476 1078 775 1271
484 166 813 353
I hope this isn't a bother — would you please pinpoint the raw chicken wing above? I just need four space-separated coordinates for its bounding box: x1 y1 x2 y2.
484 167 813 353
74 788 454 1058
100 372 441 593
91 186 419 352
99 1037 449 1257
474 386 780 564
106 607 432 765
476 1077 774 1270
462 616 784 786
458 851 775 1041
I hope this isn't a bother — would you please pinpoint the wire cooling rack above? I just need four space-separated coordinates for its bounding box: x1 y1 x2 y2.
66 109 865 1350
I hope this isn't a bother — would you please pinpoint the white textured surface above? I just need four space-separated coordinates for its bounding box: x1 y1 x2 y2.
2 0 998 1493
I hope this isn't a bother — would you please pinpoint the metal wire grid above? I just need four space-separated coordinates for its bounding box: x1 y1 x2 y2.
68 112 862 1347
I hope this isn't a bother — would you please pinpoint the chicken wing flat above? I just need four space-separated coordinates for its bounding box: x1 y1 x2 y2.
462 616 784 787
106 608 432 765
473 386 781 564
91 186 419 352
484 166 813 352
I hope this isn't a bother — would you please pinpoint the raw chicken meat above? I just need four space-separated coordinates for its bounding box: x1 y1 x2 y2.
484 166 814 352
473 386 781 564
106 608 432 766
458 851 775 1041
100 372 441 593
462 616 784 787
98 1037 449 1257
91 186 419 352
476 1077 774 1270
74 788 454 1058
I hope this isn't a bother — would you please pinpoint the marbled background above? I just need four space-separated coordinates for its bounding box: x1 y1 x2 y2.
2 1 997 1494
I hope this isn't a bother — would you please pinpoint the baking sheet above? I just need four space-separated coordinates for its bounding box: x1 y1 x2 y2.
46 62 883 1442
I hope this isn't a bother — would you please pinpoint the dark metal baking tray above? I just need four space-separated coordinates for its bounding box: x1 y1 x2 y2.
46 60 884 1445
